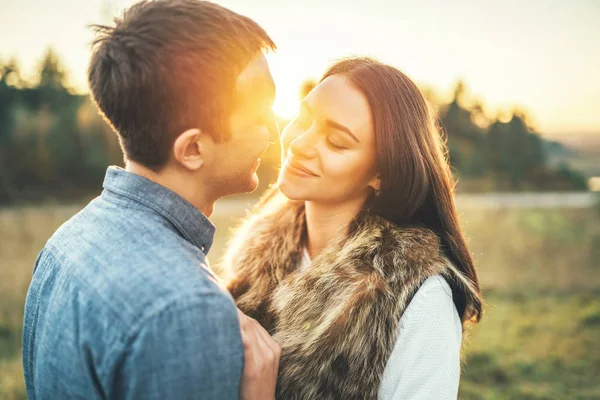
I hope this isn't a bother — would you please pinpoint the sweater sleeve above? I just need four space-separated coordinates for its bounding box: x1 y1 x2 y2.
378 275 463 400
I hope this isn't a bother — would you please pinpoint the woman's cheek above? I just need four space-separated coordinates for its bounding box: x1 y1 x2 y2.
320 150 348 178
326 152 367 185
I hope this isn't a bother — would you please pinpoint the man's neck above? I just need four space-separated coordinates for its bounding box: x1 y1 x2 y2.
125 161 216 217
304 197 365 259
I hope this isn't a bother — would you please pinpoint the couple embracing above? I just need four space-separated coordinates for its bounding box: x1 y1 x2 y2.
22 1 482 399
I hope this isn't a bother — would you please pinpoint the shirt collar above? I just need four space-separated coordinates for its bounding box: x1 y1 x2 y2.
101 166 215 255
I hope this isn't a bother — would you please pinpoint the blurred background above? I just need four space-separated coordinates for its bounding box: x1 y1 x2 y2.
1 0 599 399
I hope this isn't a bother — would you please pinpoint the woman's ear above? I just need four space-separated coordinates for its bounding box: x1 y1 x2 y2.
172 128 212 171
368 174 382 191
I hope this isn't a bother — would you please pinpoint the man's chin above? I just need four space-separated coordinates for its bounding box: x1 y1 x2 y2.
232 173 260 195
246 174 260 193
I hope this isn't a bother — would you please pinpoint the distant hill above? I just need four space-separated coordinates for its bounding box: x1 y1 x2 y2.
543 133 600 179
545 132 600 155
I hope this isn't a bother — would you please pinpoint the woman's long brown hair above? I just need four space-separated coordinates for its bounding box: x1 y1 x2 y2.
322 57 482 323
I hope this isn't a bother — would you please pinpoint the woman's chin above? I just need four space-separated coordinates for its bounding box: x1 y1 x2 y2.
277 176 311 201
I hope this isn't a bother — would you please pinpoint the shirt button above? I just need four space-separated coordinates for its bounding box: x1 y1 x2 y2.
201 245 206 252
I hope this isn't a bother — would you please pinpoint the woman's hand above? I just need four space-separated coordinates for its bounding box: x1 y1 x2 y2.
237 308 281 400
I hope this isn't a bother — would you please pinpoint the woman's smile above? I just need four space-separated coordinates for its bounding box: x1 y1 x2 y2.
283 157 319 178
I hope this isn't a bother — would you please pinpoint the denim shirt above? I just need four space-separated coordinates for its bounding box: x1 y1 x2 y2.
22 166 244 400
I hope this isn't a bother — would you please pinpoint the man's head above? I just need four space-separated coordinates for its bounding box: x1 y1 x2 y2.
88 0 278 201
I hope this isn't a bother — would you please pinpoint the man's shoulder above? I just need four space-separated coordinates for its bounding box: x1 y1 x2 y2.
40 197 229 330
49 195 161 247
41 239 231 326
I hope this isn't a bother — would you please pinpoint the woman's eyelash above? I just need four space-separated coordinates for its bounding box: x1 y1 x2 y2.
293 116 346 150
326 138 346 150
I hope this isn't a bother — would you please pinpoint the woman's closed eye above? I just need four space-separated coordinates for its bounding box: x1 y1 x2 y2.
326 135 348 150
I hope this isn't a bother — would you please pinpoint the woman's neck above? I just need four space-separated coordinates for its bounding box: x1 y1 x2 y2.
304 198 364 259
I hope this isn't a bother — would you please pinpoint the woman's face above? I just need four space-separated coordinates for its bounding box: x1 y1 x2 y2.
277 74 380 204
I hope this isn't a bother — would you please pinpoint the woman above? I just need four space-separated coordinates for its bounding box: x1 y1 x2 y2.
224 57 482 399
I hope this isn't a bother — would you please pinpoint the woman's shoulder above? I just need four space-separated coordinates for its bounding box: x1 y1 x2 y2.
417 275 453 298
400 275 460 331
379 274 462 400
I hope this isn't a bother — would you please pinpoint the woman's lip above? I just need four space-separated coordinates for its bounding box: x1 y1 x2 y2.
287 159 318 177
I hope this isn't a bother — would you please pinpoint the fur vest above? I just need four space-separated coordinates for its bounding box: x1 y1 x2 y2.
223 191 471 399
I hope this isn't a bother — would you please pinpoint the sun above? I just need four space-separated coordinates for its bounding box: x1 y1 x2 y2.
266 53 304 120
273 93 299 119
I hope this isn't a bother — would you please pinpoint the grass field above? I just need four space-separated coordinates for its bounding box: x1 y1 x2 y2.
1 201 599 399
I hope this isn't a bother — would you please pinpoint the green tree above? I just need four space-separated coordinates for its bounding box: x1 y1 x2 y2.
439 81 487 177
487 111 546 189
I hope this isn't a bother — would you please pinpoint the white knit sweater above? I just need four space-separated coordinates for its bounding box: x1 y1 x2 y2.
298 248 462 399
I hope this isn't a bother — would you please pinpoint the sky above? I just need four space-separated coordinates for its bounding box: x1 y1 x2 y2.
1 0 599 136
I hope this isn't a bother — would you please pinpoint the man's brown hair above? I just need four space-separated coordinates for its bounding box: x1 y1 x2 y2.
88 0 276 169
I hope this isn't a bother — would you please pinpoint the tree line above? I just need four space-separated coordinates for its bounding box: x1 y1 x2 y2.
0 50 586 205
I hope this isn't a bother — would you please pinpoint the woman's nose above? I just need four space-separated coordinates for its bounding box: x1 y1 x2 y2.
290 129 317 159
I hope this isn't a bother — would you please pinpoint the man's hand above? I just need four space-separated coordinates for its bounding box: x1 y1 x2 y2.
237 309 281 400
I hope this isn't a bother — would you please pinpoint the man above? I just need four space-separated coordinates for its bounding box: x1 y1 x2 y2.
22 1 280 398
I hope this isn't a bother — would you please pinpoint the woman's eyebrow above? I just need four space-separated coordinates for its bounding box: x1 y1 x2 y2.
302 101 360 143
324 119 359 142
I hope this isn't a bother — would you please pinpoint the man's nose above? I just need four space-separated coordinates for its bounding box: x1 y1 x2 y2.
268 114 280 144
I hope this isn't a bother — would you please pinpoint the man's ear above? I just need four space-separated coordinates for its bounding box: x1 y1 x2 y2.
172 128 213 171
